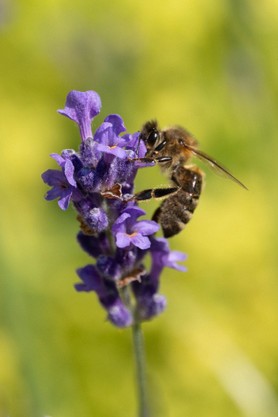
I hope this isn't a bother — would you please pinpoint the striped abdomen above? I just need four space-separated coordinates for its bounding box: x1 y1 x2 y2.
152 166 203 238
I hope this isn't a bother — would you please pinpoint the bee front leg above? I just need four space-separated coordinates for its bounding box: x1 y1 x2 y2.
130 156 172 165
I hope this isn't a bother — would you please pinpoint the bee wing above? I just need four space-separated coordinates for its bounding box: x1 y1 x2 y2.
184 145 248 190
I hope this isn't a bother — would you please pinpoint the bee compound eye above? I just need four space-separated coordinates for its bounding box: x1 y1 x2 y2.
147 129 159 147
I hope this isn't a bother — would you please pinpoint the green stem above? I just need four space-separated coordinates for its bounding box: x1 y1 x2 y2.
132 321 149 417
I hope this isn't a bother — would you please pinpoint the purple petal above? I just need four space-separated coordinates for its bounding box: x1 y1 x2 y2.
94 142 127 159
94 122 112 145
124 206 146 218
42 169 73 210
118 206 147 230
44 186 62 200
148 237 187 279
44 185 70 203
130 233 151 250
49 152 77 187
112 207 150 239
41 169 64 186
104 114 126 135
58 90 101 141
167 251 187 271
112 212 131 234
133 220 160 236
50 153 65 166
115 232 131 248
94 122 127 158
64 159 76 186
58 193 72 210
75 264 102 292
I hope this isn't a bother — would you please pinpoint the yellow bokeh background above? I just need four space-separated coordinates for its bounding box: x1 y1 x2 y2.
1 1 278 416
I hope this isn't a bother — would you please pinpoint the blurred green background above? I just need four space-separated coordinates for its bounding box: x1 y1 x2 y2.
1 0 278 416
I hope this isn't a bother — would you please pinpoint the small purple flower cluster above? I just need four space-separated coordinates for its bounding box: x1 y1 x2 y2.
42 90 186 327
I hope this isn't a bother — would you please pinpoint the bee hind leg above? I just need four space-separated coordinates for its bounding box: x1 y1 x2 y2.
134 187 179 202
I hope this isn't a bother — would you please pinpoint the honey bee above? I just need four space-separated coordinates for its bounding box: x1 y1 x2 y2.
134 120 247 238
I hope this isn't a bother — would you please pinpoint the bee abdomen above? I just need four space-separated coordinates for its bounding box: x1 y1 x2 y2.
153 191 199 237
153 167 203 238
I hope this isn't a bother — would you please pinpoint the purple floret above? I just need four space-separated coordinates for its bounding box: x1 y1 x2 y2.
41 169 75 210
112 207 160 250
58 90 101 141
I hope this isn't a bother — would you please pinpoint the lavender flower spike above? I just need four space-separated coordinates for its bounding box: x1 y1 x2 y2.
42 90 187 328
